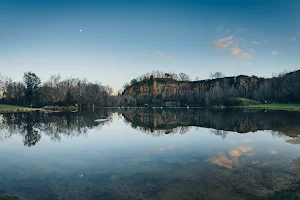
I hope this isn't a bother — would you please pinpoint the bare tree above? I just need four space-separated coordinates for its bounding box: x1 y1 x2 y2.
179 73 191 81
210 72 225 79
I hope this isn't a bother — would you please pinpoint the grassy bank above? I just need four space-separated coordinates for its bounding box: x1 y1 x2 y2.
240 103 300 111
230 97 261 106
0 104 77 114
230 98 300 111
0 104 30 113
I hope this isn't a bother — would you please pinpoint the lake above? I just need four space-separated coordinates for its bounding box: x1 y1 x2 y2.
0 108 299 200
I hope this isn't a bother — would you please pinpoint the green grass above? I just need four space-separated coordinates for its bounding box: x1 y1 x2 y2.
230 98 300 111
243 103 300 111
231 97 261 106
0 104 29 113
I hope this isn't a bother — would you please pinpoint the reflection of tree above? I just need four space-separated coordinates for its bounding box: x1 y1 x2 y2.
0 109 114 146
21 112 41 147
23 129 41 147
210 129 228 139
121 108 300 139
179 126 190 134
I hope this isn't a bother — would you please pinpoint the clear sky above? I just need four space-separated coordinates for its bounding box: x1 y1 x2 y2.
0 0 299 91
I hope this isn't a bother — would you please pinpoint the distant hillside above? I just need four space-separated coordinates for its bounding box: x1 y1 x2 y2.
122 70 300 106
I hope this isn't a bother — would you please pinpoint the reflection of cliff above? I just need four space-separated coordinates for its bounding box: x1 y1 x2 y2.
0 109 113 146
122 108 300 138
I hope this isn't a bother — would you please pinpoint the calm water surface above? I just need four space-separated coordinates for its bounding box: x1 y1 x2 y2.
0 109 299 200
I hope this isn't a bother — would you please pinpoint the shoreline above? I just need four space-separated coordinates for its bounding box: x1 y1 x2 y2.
103 104 300 112
231 104 300 112
1 103 300 114
0 105 77 114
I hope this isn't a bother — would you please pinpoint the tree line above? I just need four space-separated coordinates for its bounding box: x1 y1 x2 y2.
1 69 299 108
122 70 300 107
123 70 192 92
0 72 113 108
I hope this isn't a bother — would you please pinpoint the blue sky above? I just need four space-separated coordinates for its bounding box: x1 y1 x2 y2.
0 0 299 91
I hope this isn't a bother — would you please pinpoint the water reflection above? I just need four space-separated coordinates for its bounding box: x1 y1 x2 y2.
293 158 300 174
0 110 113 146
286 136 300 144
1 108 300 147
0 108 299 200
122 108 300 139
210 146 253 169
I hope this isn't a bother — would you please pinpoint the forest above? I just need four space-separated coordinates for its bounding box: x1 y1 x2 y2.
0 70 300 108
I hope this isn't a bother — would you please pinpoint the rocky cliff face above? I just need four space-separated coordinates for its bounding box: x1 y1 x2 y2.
123 75 264 102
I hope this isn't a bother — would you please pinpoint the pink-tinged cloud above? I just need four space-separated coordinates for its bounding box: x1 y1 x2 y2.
229 149 241 158
156 145 175 153
237 146 252 153
211 146 253 169
153 51 174 60
212 36 234 49
262 162 269 167
271 51 278 55
231 47 241 55
238 52 252 59
270 150 277 155
210 155 233 169
243 139 252 143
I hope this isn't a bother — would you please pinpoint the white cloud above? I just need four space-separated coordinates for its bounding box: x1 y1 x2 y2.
238 52 252 59
251 40 260 45
212 36 234 49
231 47 241 55
271 51 278 55
153 51 173 60
290 37 297 41
237 28 247 32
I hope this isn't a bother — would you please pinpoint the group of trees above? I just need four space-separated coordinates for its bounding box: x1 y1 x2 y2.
254 71 300 103
122 70 300 107
0 72 113 108
123 70 191 91
1 69 299 108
